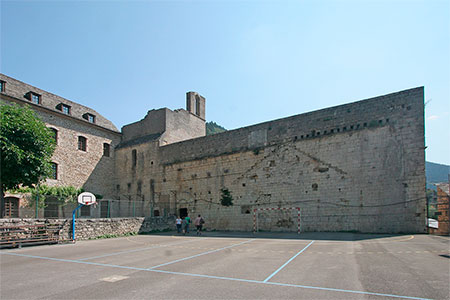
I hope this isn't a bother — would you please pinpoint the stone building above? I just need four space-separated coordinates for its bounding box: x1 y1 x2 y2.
435 183 449 235
115 87 426 233
0 74 121 218
0 73 427 233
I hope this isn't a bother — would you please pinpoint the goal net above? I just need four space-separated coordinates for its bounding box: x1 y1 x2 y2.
253 207 301 234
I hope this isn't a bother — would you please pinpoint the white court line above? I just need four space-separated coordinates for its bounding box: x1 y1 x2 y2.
79 239 198 261
263 241 314 283
147 239 254 269
0 252 431 300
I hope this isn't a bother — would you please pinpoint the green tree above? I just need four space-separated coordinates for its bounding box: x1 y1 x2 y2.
0 104 56 216
220 188 233 207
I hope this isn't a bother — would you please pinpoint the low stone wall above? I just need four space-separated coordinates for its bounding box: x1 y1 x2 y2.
0 216 174 241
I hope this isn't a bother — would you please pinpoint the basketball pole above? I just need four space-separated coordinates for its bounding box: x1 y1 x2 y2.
72 204 83 242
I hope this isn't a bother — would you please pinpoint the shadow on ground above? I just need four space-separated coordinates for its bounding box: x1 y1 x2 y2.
142 230 421 241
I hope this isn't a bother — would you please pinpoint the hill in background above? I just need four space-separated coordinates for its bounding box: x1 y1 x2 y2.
206 121 227 135
426 161 449 190
426 161 450 185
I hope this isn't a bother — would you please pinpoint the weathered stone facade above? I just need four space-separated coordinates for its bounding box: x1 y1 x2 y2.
115 87 426 233
1 73 427 233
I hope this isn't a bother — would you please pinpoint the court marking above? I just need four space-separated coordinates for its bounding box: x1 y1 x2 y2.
147 239 255 269
0 251 431 300
79 239 199 261
263 240 314 283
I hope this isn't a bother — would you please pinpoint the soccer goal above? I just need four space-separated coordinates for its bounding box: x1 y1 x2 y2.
253 207 301 234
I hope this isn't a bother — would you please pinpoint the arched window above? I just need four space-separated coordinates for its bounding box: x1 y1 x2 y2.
50 128 58 144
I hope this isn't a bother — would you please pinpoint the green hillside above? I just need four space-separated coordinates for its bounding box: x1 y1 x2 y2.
206 121 227 135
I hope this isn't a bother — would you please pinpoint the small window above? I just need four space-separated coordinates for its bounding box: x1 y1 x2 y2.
50 128 58 144
31 93 40 104
51 163 58 180
103 143 110 157
78 136 87 151
62 104 71 115
25 92 41 104
83 113 96 123
56 103 71 115
0 80 5 92
132 149 137 168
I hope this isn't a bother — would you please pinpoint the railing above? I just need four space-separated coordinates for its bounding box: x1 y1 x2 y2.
0 224 61 248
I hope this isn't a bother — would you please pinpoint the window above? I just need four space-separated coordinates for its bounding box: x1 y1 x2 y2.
132 149 137 168
195 95 200 116
0 80 5 92
25 92 41 104
62 104 71 115
51 163 58 180
103 143 110 157
56 103 71 115
50 128 58 144
31 93 40 104
83 113 96 123
78 136 87 151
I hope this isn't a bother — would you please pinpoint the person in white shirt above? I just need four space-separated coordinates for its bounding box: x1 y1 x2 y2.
175 216 182 233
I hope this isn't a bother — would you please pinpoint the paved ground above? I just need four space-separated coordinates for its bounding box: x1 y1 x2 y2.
0 232 449 300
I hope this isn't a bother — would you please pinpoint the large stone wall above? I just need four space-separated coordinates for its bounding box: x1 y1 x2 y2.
0 217 174 241
114 87 426 233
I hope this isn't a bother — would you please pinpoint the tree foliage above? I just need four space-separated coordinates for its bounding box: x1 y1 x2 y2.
11 185 84 208
220 188 233 207
0 104 56 191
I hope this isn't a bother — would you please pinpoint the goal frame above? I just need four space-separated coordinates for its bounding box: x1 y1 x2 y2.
253 207 301 234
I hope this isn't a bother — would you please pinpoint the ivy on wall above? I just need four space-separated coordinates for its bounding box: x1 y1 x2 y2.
10 185 86 208
220 188 233 207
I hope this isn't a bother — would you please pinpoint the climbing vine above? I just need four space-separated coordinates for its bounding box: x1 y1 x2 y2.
220 188 233 207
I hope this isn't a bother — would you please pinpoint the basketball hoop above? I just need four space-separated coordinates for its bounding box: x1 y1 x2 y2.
77 192 97 206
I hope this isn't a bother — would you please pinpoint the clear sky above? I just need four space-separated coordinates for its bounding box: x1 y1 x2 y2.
1 0 449 165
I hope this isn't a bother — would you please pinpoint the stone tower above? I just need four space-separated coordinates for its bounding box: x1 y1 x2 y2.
186 91 206 120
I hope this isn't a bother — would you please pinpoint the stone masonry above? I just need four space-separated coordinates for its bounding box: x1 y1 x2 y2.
1 73 426 233
115 87 426 233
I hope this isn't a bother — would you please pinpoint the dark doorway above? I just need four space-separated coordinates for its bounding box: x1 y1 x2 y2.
154 209 160 217
179 208 188 218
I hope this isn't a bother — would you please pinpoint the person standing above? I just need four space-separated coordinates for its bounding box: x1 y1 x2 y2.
194 214 205 236
184 214 191 234
175 216 182 233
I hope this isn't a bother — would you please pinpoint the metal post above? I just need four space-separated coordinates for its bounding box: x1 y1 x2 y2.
133 200 136 217
35 193 39 218
35 182 39 218
72 204 83 241
107 200 110 218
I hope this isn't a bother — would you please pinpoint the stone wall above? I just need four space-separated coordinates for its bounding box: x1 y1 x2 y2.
114 87 426 233
0 217 174 241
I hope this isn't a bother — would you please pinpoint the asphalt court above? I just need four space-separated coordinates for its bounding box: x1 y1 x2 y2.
1 233 449 300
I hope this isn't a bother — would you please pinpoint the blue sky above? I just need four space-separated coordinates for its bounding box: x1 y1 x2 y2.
1 0 449 165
